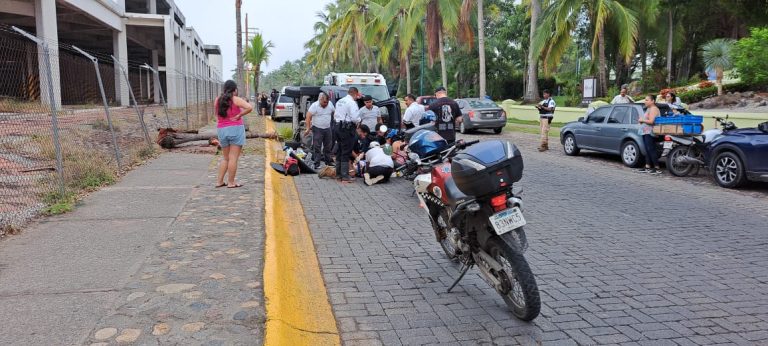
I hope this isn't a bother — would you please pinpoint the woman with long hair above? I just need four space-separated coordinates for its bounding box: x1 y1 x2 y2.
215 80 253 188
259 92 269 116
638 95 662 175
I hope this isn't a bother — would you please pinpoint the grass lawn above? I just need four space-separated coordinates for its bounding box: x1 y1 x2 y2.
507 117 567 127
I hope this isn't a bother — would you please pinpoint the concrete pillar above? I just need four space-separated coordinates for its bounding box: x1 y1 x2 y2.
163 16 178 107
151 49 160 103
113 26 129 106
35 0 61 108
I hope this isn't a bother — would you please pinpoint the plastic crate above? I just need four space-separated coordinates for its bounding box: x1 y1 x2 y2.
654 115 703 125
682 124 702 134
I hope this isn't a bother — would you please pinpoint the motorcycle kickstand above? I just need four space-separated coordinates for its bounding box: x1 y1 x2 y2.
447 261 473 293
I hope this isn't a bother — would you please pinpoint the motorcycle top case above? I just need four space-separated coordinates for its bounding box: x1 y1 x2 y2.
451 140 523 197
408 130 449 158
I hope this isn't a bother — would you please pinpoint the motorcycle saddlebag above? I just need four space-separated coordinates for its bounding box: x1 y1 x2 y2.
451 140 523 197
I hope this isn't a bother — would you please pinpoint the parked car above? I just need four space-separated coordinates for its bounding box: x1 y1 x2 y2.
455 98 507 134
559 103 672 168
705 121 768 188
272 93 294 121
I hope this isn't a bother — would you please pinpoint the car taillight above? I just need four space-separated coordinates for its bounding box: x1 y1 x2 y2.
491 194 507 212
469 111 475 119
664 135 671 141
276 105 285 110
501 111 507 119
375 79 381 84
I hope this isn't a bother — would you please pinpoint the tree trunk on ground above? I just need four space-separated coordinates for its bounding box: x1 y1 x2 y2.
405 54 412 94
236 0 243 87
666 9 673 86
477 0 487 98
598 28 607 97
156 128 276 149
439 30 448 88
524 0 540 103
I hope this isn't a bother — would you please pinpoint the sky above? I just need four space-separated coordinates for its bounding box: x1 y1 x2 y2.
175 0 333 78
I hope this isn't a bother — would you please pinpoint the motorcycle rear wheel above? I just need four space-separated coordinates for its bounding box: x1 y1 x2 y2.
432 208 460 261
487 238 540 321
666 145 696 177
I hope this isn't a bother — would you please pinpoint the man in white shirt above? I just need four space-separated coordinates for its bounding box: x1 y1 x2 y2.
362 142 394 186
333 87 361 182
611 87 634 104
358 95 381 131
401 94 423 129
536 89 556 151
304 93 335 168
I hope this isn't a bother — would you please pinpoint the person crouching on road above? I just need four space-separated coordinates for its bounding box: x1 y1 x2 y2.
304 93 335 169
352 125 375 177
363 142 394 186
638 94 662 175
334 86 362 183
536 89 556 152
215 80 253 188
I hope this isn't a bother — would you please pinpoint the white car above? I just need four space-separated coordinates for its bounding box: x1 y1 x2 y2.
272 93 294 121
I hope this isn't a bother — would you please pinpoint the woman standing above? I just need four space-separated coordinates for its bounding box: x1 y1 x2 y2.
215 80 253 188
259 92 269 116
638 95 662 175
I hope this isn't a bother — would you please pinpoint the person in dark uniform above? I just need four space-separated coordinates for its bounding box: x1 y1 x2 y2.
428 86 461 144
333 87 361 182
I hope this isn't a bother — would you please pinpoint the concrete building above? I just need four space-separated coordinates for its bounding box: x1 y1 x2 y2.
0 0 223 107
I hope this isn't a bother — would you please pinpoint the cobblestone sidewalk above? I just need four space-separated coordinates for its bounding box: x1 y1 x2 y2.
83 141 267 344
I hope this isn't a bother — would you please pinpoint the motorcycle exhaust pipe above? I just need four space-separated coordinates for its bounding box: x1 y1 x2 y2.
676 156 704 165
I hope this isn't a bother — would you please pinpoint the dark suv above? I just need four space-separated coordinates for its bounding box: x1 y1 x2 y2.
706 122 768 188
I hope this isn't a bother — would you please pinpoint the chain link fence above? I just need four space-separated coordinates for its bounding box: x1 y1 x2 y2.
0 25 222 232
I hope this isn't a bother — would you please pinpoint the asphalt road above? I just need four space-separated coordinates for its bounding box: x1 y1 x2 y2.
296 129 768 345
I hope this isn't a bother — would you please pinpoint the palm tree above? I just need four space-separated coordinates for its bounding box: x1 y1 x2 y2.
524 0 542 102
533 0 639 96
376 0 426 94
424 0 462 89
235 0 243 87
244 34 274 94
700 38 735 96
459 0 488 97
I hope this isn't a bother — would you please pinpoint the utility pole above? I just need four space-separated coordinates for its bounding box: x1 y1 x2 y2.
245 12 249 98
235 0 243 87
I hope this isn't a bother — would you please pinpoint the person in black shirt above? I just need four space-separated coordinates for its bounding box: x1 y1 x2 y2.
428 86 461 144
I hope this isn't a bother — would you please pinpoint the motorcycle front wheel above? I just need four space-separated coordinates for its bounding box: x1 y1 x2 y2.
433 208 460 261
487 238 541 321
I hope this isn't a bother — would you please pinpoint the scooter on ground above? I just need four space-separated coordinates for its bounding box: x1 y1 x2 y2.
409 130 541 321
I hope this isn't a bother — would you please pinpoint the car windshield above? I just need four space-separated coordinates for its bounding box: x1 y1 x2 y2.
278 95 292 103
341 84 389 102
467 99 498 108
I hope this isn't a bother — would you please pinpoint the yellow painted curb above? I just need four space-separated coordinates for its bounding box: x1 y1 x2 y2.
263 118 341 346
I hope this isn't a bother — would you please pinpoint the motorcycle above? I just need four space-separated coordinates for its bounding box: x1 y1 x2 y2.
664 116 737 177
409 130 541 321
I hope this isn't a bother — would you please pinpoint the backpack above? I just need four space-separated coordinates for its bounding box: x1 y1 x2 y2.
283 157 300 176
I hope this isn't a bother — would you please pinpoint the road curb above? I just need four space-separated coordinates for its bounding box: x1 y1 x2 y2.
262 118 340 346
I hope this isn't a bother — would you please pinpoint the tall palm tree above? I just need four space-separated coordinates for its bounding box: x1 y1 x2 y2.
244 34 274 94
459 0 488 97
376 0 426 94
235 0 243 87
424 0 462 88
700 38 735 96
524 0 542 102
533 0 639 96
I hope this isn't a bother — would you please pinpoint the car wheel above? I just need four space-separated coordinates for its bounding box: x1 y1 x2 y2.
493 127 503 134
460 121 468 134
712 151 746 188
563 134 580 156
621 141 643 168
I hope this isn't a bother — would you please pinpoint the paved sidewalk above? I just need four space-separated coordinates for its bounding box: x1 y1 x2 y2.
0 148 266 345
295 133 768 345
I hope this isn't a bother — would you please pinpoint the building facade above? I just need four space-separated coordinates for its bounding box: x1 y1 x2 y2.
0 0 223 107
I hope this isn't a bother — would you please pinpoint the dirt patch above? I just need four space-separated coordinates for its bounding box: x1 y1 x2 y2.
690 91 768 112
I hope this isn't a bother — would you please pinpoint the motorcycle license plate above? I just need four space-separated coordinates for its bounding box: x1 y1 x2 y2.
663 142 673 149
489 207 526 236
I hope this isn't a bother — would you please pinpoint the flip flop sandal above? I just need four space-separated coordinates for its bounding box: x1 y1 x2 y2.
227 184 244 188
215 183 227 188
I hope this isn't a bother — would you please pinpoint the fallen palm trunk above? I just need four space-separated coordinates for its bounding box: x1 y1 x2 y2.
156 128 277 149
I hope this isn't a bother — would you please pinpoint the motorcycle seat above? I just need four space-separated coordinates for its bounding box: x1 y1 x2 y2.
443 177 471 205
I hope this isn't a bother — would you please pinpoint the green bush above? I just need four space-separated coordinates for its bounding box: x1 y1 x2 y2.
734 27 768 89
678 86 718 104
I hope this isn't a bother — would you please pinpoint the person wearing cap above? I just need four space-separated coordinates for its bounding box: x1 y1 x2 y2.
333 87 362 182
362 141 394 186
428 86 461 144
358 95 381 132
535 89 556 151
402 94 423 130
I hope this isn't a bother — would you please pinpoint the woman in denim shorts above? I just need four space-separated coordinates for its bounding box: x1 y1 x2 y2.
215 80 253 188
